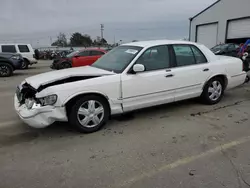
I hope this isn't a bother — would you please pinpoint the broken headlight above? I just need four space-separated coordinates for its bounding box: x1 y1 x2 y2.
38 95 57 106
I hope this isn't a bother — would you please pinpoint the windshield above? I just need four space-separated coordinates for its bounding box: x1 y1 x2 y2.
211 44 229 52
91 45 143 73
66 51 79 58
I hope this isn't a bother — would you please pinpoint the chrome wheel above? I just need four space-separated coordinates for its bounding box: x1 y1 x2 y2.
77 100 104 128
208 81 222 101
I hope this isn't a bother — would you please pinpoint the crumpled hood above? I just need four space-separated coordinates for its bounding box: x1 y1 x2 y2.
24 66 115 89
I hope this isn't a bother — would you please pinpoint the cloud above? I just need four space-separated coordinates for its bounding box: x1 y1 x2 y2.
0 0 216 46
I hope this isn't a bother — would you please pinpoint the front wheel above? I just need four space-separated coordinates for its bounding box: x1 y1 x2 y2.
69 95 110 133
201 77 224 105
60 62 71 69
0 63 13 77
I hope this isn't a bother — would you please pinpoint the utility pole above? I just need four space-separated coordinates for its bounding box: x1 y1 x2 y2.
100 24 104 41
49 36 52 45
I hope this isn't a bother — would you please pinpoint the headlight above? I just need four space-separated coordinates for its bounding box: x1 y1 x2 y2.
214 50 221 54
38 95 57 106
25 99 35 109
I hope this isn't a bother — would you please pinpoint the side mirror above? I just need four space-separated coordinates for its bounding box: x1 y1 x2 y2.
74 55 80 58
133 64 145 73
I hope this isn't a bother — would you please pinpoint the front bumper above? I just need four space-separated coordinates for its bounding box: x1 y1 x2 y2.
14 95 67 128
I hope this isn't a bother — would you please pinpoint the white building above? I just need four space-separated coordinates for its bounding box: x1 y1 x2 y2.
189 0 250 48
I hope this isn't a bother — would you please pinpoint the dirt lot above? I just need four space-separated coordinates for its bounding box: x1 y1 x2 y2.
0 60 250 188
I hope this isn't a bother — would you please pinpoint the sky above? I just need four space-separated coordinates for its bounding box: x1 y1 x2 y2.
0 0 217 47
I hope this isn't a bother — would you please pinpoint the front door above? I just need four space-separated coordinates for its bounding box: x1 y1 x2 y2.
170 44 212 101
121 45 176 112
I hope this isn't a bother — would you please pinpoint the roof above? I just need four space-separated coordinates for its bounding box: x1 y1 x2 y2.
122 40 198 48
80 48 107 52
0 43 32 46
190 0 221 20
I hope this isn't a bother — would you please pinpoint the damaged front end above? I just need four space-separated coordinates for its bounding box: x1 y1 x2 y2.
16 82 57 110
15 82 67 128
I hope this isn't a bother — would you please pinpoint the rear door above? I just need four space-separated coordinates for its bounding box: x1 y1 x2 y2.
170 44 211 101
17 44 31 58
89 50 105 64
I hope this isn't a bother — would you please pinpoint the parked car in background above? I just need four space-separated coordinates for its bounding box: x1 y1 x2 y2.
211 43 239 57
71 49 106 67
0 53 23 77
51 51 78 70
0 44 37 69
15 40 246 133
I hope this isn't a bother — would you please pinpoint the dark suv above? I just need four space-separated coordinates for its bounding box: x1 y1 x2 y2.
0 53 23 77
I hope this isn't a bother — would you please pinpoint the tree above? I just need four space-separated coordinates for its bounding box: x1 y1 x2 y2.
51 32 67 47
100 38 107 45
70 32 93 47
93 36 108 46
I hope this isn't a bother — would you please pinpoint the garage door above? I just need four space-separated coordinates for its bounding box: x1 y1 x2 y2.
196 23 218 48
227 18 250 39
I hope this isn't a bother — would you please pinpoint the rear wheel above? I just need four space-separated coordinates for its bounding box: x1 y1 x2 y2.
69 95 110 133
0 63 13 77
201 77 224 105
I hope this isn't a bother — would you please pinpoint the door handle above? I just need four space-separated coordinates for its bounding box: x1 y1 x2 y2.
165 74 174 78
203 68 209 72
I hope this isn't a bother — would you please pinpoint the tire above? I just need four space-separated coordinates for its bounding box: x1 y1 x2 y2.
69 95 110 133
245 75 249 83
22 59 29 69
0 63 13 77
200 77 224 105
60 62 71 69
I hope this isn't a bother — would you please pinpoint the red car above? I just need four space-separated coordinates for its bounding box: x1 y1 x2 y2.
72 49 106 67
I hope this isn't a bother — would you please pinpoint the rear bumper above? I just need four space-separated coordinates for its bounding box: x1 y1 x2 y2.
227 72 247 89
29 57 38 64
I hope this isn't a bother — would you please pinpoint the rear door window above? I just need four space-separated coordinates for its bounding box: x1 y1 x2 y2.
18 45 30 52
173 45 196 67
1 45 17 53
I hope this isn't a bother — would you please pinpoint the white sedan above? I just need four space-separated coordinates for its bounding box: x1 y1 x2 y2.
15 40 247 133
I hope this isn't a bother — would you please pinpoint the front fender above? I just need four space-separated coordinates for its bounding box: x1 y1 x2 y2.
62 90 110 106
